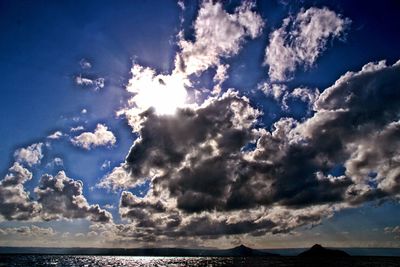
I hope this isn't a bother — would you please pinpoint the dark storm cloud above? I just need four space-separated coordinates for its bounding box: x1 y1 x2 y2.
124 90 260 178
122 91 262 213
107 59 400 238
35 171 112 223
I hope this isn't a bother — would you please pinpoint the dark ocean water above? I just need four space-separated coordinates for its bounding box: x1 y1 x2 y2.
0 255 400 267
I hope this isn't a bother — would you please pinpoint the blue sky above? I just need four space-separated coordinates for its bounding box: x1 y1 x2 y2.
0 0 400 249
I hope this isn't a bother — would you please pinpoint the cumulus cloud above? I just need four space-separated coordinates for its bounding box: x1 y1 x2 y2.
0 162 111 223
265 7 350 81
35 171 112 223
71 124 116 150
177 1 263 75
0 163 40 221
14 143 44 167
100 59 400 240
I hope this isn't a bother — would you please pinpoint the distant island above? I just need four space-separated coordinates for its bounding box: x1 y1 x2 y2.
298 244 350 257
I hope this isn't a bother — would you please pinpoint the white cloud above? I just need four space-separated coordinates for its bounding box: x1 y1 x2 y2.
282 87 320 111
70 126 85 132
258 82 287 100
98 164 138 191
384 226 400 239
71 124 116 150
0 225 56 237
100 160 111 170
213 64 229 94
79 58 92 69
75 76 105 91
75 76 93 86
177 1 263 75
265 7 350 81
46 157 64 168
103 204 115 209
177 0 185 11
47 131 63 140
14 143 44 167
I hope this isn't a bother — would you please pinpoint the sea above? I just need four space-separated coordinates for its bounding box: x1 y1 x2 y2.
0 255 399 267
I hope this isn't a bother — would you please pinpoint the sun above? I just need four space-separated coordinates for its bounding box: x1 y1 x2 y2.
127 65 188 115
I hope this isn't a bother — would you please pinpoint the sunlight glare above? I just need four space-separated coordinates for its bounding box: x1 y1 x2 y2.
127 65 188 115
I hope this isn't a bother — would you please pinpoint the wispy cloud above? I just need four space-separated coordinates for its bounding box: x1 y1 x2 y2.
177 1 263 75
265 7 350 81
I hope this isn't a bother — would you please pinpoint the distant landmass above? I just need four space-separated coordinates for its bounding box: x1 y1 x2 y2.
298 244 349 257
1 244 399 257
0 244 278 257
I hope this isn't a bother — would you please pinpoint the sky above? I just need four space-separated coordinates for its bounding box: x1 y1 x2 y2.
0 0 400 249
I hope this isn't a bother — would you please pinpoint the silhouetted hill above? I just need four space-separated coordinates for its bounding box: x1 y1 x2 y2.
298 244 350 257
223 245 278 256
0 245 278 257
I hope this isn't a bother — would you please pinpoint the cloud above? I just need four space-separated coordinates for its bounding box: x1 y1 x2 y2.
0 163 40 221
100 160 111 170
265 7 350 81
307 60 400 203
101 59 400 239
0 225 56 237
177 1 263 75
120 64 189 117
103 90 260 189
35 171 112 223
0 162 111 223
99 164 144 191
71 124 116 150
46 157 64 169
70 125 85 132
259 82 288 100
75 76 105 91
213 64 229 94
103 204 115 209
47 131 63 140
384 226 400 239
79 58 92 69
14 142 44 167
282 87 320 111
